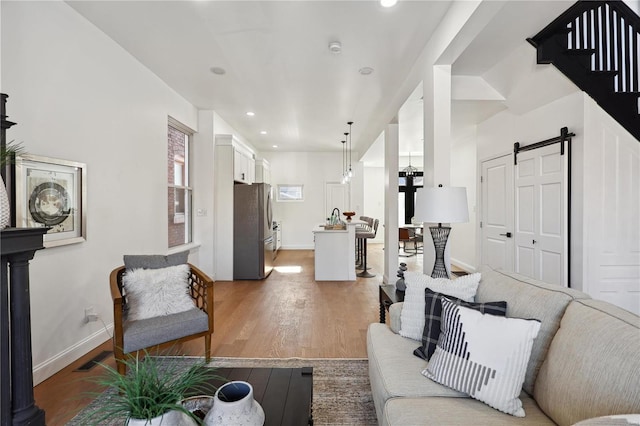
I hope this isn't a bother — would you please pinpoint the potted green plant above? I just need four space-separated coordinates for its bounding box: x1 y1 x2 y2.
86 351 217 426
0 140 25 229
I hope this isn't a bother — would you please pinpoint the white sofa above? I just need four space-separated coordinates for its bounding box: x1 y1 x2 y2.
367 266 640 425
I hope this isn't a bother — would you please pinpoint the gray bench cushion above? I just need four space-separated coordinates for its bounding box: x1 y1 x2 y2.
123 250 189 270
122 308 208 353
382 395 555 426
534 299 640 426
476 266 591 395
367 323 467 423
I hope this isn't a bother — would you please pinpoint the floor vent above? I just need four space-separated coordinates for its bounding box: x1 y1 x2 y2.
74 350 112 372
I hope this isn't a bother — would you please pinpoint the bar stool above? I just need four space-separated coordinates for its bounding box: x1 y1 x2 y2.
356 216 372 268
357 218 378 278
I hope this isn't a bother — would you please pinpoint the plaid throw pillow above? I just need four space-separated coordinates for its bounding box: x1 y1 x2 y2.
413 288 508 360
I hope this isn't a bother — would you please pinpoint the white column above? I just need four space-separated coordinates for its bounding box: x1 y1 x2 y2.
192 110 216 278
423 65 454 276
384 119 399 284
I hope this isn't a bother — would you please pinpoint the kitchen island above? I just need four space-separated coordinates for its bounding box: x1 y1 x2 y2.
312 220 364 281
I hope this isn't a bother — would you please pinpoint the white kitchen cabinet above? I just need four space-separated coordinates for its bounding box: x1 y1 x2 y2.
233 147 254 184
255 158 271 184
274 221 282 251
312 221 361 281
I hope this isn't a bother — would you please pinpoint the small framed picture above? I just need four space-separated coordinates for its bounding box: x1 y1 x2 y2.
15 154 87 248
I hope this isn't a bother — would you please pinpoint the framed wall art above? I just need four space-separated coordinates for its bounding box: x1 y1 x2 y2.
14 154 86 247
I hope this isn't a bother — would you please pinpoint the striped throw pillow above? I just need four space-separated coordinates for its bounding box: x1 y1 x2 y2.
423 297 541 417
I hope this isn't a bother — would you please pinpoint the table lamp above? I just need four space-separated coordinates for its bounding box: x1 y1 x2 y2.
414 185 469 278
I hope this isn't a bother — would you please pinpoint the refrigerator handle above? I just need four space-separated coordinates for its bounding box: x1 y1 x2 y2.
267 189 273 226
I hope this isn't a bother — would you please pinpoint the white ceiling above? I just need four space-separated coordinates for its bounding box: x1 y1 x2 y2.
66 0 575 160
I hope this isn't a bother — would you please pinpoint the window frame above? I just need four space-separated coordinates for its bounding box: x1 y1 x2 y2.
276 184 304 202
167 117 194 248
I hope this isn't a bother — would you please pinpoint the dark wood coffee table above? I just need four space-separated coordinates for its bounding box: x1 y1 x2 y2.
379 284 405 323
193 367 313 426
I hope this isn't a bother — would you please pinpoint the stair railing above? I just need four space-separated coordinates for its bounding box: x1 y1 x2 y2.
528 1 639 138
564 1 639 94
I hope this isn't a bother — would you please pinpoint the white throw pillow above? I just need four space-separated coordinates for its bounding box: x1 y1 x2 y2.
399 272 481 341
123 264 195 321
423 298 541 417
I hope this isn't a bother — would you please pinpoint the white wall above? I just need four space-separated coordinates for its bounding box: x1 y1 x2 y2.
474 91 585 282
581 94 640 314
450 125 477 271
263 152 363 249
1 2 205 383
471 88 639 314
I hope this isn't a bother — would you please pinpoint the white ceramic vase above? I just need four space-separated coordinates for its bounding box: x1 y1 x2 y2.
0 175 9 229
204 381 265 426
127 410 196 426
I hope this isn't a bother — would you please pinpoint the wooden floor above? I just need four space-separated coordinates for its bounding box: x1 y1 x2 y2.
33 244 424 425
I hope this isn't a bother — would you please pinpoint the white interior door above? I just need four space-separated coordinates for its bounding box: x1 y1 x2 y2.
514 144 567 286
325 182 349 220
481 155 514 271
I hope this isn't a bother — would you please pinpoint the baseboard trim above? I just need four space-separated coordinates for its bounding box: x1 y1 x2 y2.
280 245 314 250
32 324 112 385
451 258 476 273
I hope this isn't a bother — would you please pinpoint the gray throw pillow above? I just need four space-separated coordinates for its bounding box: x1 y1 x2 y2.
123 250 189 270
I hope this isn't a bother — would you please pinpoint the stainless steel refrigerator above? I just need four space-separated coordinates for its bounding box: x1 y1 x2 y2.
233 183 274 279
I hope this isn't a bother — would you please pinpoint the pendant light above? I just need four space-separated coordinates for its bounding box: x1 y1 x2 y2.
347 121 354 178
343 132 350 183
341 140 347 184
403 152 418 177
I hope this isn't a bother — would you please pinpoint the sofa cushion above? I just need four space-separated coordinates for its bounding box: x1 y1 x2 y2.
367 323 467 423
122 307 208 353
399 271 481 340
381 395 555 426
424 299 541 417
534 299 640 426
476 266 590 395
414 288 507 361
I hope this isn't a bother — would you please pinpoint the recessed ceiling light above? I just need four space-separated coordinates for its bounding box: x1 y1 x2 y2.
359 67 374 75
328 41 342 54
380 0 398 7
272 145 278 148
260 131 267 135
210 67 226 75
246 111 255 117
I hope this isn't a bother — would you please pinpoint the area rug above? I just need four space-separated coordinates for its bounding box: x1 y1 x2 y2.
67 357 377 426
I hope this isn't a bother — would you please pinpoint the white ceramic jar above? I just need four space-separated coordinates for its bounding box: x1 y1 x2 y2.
204 381 265 426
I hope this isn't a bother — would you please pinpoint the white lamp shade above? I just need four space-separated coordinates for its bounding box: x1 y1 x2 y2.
414 186 469 224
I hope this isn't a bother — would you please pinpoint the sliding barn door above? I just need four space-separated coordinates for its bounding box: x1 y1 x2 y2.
480 155 514 271
514 144 567 286
481 147 568 287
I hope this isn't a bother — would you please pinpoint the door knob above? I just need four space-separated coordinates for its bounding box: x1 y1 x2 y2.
499 232 512 238
532 240 537 244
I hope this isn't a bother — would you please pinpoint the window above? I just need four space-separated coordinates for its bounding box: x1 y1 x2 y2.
398 171 423 224
168 119 193 248
277 184 304 202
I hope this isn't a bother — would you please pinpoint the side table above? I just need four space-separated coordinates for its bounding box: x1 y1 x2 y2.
378 284 404 323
